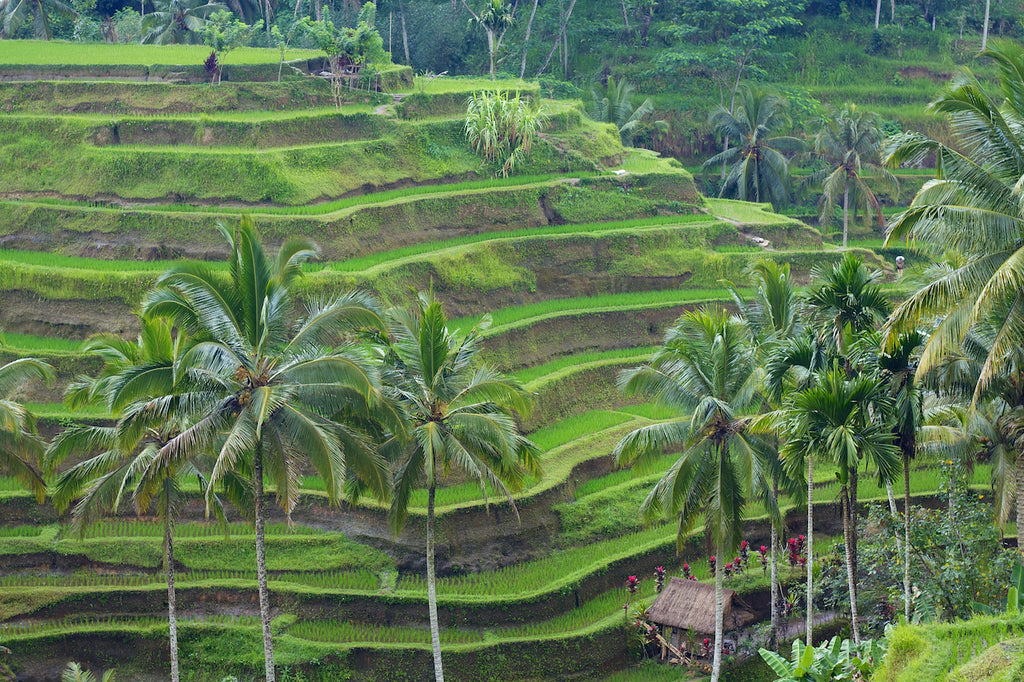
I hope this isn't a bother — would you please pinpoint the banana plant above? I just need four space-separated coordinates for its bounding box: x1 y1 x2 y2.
759 630 890 682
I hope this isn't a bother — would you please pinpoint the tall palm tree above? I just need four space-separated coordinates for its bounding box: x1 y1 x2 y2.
614 308 775 682
777 368 899 644
802 252 890 606
703 86 804 210
804 252 891 359
142 0 224 44
383 293 540 682
728 258 803 650
47 318 234 682
0 0 76 39
761 331 829 646
0 357 53 502
806 104 898 248
884 42 1024 406
139 217 390 682
875 330 924 622
588 76 668 146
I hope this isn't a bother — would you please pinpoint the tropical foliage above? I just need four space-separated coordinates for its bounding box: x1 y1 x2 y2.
614 307 775 682
138 217 390 682
465 90 547 177
703 86 804 210
587 76 668 146
807 104 897 247
382 292 540 682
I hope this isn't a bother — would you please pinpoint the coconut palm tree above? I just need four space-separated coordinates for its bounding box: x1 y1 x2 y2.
614 307 776 682
139 217 390 682
703 86 804 210
0 0 76 39
884 41 1024 406
0 357 53 502
47 318 236 682
142 0 224 44
728 258 804 651
382 293 540 682
807 104 898 248
588 76 669 147
777 368 899 644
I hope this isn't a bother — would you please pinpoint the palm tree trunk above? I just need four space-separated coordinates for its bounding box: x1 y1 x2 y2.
486 30 495 79
904 452 912 621
849 464 858 605
842 485 861 643
620 0 630 37
769 476 779 652
885 480 903 559
427 480 445 682
1017 450 1024 565
842 180 850 248
874 0 881 28
254 443 276 682
982 0 990 50
806 453 814 647
165 512 179 682
711 535 725 682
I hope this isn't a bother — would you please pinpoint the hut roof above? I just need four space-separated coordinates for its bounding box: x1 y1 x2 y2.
645 577 737 634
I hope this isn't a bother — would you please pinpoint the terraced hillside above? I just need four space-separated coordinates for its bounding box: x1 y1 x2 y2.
0 52 926 681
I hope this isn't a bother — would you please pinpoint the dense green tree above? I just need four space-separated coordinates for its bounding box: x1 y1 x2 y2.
614 308 776 682
382 293 540 682
656 0 804 109
703 86 803 210
139 218 389 682
807 104 897 248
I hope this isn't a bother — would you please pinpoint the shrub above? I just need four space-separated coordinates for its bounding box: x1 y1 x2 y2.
465 90 547 177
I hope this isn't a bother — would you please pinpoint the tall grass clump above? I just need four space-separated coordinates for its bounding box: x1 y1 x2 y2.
465 91 547 177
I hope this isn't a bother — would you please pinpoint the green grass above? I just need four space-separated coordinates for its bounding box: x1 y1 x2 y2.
332 214 713 274
513 347 656 386
290 619 483 646
705 198 799 225
529 410 634 452
0 248 195 273
1 332 82 353
0 41 320 65
452 288 737 336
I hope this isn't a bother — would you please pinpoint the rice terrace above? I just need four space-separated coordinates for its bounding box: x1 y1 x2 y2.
2 1 1024 680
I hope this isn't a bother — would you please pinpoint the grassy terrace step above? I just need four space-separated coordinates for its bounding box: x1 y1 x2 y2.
0 180 699 265
0 41 321 66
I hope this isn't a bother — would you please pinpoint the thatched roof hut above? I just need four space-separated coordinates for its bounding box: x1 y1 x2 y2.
646 577 739 634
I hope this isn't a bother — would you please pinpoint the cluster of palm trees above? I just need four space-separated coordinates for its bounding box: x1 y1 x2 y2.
704 87 897 248
5 218 537 682
625 40 1024 682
